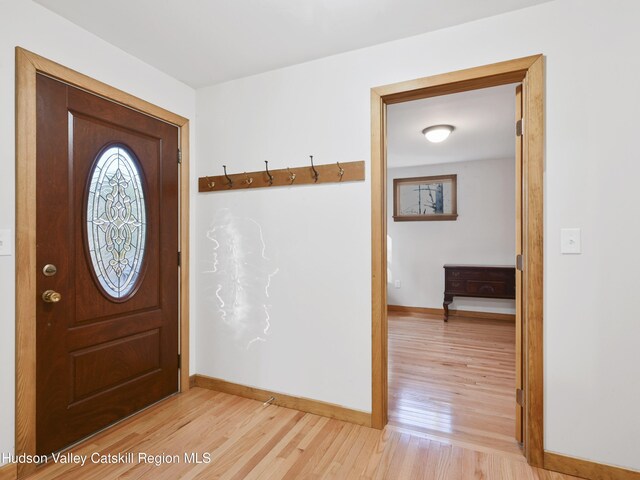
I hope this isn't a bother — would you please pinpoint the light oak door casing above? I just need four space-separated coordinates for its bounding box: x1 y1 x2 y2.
515 84 524 443
15 47 191 480
371 55 545 467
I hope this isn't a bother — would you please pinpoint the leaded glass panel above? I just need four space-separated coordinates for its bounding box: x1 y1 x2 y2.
86 145 147 299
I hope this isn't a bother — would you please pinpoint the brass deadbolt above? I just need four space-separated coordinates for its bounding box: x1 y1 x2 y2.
43 264 58 276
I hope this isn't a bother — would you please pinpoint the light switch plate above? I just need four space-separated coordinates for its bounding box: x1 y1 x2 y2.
0 229 12 256
560 228 581 254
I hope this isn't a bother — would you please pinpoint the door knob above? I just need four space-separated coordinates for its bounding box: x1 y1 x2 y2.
42 290 62 303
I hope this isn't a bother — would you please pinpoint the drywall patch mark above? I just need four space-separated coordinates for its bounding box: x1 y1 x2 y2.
246 337 266 349
249 218 270 261
265 268 279 298
205 209 278 349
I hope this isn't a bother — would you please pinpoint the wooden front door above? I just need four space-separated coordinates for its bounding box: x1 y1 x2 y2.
35 74 179 455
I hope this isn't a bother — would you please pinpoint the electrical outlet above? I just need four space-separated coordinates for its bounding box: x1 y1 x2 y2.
0 229 11 256
394 280 401 289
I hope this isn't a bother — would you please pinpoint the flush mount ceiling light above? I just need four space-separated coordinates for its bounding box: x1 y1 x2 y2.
422 124 454 143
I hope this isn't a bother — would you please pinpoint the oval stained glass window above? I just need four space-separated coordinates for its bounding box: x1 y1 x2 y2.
86 145 147 299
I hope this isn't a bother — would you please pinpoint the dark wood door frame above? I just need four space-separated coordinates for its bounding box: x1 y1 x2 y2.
370 55 544 466
15 47 191 479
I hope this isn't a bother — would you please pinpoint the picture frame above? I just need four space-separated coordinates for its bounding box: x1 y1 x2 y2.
393 174 458 221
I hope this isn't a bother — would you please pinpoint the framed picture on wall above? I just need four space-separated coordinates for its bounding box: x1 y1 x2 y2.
393 174 458 221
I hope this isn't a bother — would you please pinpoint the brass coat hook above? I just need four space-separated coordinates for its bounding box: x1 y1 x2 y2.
223 165 233 188
287 167 296 184
310 155 319 183
205 176 216 188
337 162 344 180
244 172 254 185
265 161 274 185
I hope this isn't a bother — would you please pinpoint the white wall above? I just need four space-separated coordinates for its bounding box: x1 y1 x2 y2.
387 159 516 314
195 0 640 470
0 0 197 464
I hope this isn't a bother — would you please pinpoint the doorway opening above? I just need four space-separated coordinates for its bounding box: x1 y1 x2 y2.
385 83 522 456
370 55 544 467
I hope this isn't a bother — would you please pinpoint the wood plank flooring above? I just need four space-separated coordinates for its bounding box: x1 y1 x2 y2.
388 311 521 457
23 387 581 479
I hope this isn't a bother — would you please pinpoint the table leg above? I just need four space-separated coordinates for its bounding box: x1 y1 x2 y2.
443 294 453 322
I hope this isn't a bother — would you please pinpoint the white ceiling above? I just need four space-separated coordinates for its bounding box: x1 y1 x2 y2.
387 84 518 168
34 0 551 88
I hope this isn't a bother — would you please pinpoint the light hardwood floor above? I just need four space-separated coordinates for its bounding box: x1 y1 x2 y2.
21 386 582 479
388 311 521 457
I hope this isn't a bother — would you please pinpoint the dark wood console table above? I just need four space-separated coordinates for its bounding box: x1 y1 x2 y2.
443 264 515 321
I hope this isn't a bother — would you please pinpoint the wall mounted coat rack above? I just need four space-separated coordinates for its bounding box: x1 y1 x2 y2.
198 157 365 193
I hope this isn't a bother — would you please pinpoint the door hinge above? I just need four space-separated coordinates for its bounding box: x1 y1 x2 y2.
516 254 524 271
178 148 182 164
516 388 525 406
516 118 524 137
178 251 181 267
178 354 181 370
